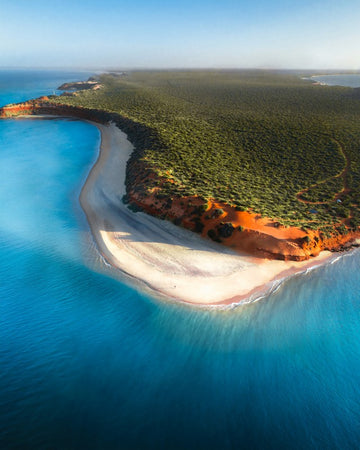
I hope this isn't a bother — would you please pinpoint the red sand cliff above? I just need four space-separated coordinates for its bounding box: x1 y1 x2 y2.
127 170 360 261
2 99 359 261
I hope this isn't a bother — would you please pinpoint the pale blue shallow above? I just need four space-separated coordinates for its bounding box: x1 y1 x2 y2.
0 71 360 449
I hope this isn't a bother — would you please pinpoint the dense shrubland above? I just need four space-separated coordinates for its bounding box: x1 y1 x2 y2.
49 70 360 231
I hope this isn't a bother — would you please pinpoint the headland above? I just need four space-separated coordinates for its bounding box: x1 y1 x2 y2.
1 70 360 305
79 121 337 305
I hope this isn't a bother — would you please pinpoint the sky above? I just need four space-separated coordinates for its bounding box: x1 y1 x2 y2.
0 0 359 70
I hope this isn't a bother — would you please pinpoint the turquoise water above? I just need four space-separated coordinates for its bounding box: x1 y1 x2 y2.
1 71 360 449
0 69 92 106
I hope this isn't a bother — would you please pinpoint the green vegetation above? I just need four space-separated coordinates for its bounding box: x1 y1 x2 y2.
49 70 360 229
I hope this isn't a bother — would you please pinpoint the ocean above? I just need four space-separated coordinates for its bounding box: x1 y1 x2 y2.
312 73 360 88
0 70 360 450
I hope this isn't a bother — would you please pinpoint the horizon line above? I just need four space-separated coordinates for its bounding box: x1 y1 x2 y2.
1 66 360 74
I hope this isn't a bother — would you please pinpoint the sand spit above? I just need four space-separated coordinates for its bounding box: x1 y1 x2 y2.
78 122 334 306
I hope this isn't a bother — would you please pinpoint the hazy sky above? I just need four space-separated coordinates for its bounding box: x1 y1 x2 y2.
0 0 359 69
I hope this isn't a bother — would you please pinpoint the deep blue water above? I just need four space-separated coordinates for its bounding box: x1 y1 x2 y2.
1 71 360 450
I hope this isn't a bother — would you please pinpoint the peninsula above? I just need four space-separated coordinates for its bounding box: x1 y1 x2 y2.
57 78 102 92
1 70 360 304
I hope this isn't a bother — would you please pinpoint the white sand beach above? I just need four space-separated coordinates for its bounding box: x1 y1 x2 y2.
79 122 334 306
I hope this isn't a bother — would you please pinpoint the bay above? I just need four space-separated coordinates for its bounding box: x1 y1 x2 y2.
311 73 360 88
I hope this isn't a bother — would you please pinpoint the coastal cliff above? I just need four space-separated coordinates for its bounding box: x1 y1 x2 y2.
1 98 359 261
126 158 360 260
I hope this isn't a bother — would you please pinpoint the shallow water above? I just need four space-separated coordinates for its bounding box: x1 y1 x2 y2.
1 71 360 449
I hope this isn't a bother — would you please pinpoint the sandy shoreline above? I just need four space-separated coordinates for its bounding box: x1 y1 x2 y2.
73 121 337 306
